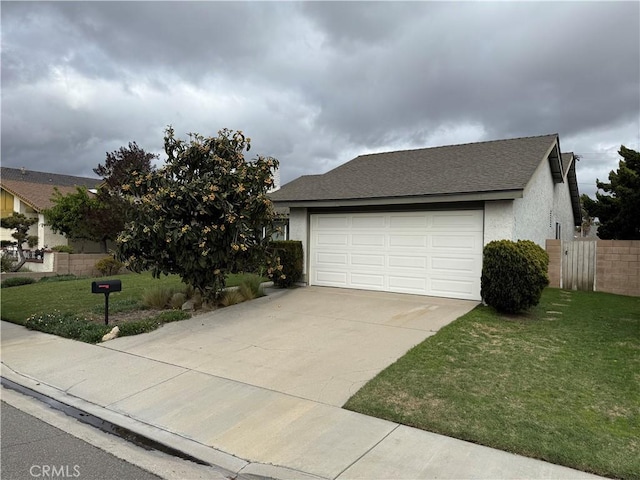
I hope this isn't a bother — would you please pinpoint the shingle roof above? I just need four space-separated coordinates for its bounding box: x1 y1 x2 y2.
1 167 100 212
271 134 559 203
1 167 100 188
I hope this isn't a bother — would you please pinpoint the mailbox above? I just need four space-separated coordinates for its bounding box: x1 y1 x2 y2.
91 280 122 294
91 279 122 325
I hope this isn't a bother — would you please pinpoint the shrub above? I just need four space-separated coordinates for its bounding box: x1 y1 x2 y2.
95 256 124 276
27 235 39 248
117 319 161 337
25 311 110 344
155 310 190 323
481 239 549 314
141 286 178 309
269 241 303 288
219 289 245 307
1 254 15 273
51 245 74 253
1 277 37 288
170 292 186 309
38 274 78 283
238 274 265 300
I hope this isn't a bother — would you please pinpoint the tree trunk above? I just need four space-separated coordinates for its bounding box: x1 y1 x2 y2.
11 244 27 272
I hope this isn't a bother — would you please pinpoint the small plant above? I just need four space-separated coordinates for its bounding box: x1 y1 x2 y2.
1 254 15 273
51 245 74 253
95 256 124 276
219 289 245 307
25 311 110 343
1 277 37 288
268 241 303 288
155 310 190 323
141 286 178 309
170 292 186 310
238 274 265 300
27 235 39 248
117 318 160 337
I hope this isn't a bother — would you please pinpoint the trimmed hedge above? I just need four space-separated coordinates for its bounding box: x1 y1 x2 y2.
1 277 37 288
270 241 303 288
481 239 549 314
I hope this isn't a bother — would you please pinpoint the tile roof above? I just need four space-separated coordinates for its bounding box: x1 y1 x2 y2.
1 167 100 212
270 134 559 203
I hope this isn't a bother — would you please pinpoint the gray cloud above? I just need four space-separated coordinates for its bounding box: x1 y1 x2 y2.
2 1 638 199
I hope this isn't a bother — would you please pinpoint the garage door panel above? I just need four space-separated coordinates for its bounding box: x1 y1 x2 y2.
431 255 481 275
389 235 428 248
431 234 480 251
389 255 427 269
352 216 386 228
389 215 428 228
317 233 348 246
350 273 384 289
352 234 385 247
316 252 348 265
315 270 348 286
310 211 482 300
351 254 385 267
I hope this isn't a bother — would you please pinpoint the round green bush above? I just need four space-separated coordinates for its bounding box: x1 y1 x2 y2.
95 256 124 276
480 239 549 314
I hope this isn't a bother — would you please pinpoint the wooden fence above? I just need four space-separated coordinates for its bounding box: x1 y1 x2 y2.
546 239 640 297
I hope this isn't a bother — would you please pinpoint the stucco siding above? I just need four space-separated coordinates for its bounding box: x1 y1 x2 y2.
553 179 576 242
288 207 308 278
483 200 515 244
513 158 556 247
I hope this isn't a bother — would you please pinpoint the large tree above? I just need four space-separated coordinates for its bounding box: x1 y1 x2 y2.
0 213 38 271
117 127 281 302
582 146 640 239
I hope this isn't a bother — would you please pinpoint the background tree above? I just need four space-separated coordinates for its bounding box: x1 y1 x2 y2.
93 141 157 244
582 146 640 239
0 213 38 271
117 127 281 302
44 187 108 251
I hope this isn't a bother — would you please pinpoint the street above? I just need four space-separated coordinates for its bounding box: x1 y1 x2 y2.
1 401 161 480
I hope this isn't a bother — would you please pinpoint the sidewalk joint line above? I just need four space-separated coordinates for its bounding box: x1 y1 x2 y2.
332 424 401 480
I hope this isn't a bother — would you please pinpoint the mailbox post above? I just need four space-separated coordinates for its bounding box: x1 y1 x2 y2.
91 280 122 325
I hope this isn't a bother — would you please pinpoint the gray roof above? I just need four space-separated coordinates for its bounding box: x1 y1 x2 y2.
0 166 100 189
271 134 560 203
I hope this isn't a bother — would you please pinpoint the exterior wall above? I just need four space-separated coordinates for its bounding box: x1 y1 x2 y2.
288 207 308 279
513 158 576 247
53 252 109 276
546 239 640 297
483 200 515 244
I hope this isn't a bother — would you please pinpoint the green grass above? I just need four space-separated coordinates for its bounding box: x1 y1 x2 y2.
0 271 262 325
344 288 640 480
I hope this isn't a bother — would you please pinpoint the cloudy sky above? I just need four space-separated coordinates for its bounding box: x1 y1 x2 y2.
2 1 639 198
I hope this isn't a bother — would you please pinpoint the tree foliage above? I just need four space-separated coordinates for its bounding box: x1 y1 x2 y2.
0 212 38 271
117 127 281 302
44 143 157 252
582 146 640 239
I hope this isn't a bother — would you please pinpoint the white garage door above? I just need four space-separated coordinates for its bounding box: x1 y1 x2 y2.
309 210 483 300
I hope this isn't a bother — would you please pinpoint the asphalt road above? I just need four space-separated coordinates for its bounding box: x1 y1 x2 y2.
1 401 162 480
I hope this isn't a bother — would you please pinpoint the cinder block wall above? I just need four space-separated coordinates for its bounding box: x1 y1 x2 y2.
51 252 109 277
546 239 640 297
596 240 640 297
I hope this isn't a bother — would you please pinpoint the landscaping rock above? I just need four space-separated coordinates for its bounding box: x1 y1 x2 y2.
101 325 120 342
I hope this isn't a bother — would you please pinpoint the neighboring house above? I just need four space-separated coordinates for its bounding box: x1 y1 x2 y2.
270 133 581 301
0 166 101 251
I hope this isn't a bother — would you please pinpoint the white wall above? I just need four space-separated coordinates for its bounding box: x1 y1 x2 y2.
512 157 577 246
483 200 515 244
288 207 308 279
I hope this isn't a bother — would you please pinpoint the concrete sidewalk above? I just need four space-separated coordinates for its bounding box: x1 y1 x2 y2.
0 301 604 479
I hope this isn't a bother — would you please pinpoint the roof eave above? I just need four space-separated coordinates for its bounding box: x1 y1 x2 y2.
273 190 524 209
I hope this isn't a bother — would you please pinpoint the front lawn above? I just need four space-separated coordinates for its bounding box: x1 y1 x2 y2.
0 272 254 325
344 288 640 480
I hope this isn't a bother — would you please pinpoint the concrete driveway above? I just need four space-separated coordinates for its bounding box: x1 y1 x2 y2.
106 286 478 406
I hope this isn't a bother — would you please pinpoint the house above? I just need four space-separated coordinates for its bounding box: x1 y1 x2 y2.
0 166 101 251
269 133 581 301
